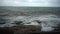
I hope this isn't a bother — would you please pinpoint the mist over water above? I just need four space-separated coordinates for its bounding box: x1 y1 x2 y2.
0 7 60 32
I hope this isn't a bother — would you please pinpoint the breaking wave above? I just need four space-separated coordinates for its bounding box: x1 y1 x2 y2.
0 14 60 32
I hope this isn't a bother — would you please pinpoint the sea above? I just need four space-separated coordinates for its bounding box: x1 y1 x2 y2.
0 6 60 31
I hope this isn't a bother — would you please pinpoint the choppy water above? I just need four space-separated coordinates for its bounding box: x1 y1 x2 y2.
0 7 60 32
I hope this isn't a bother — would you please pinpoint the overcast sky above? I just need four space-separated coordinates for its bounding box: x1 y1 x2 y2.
0 0 60 7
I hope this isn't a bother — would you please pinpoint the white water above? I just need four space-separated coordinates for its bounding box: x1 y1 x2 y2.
0 14 60 31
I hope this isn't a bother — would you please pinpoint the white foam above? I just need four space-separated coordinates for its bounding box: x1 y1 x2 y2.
41 27 54 31
24 21 40 25
0 14 60 31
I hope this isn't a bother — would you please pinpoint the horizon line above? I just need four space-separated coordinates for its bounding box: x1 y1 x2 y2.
0 6 60 7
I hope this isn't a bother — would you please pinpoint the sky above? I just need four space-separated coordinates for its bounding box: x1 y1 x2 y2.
0 0 60 7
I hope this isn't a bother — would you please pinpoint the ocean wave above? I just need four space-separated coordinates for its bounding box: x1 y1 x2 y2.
0 14 60 31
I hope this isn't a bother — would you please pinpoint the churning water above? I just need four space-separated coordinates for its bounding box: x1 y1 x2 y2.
0 7 60 31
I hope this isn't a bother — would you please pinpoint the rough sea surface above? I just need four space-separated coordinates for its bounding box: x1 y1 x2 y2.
0 7 60 32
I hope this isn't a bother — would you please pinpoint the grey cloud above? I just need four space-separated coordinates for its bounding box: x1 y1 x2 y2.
0 0 60 7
